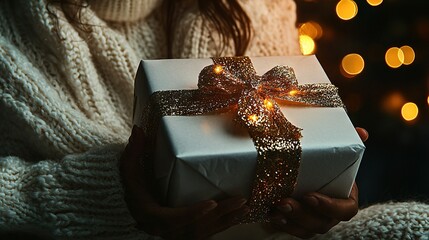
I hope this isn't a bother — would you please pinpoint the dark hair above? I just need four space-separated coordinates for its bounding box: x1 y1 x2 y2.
46 0 91 35
164 0 252 57
46 0 252 56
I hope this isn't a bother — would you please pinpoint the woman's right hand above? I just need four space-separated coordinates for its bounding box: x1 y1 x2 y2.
120 126 249 239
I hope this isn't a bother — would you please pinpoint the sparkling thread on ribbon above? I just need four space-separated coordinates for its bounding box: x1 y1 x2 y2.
142 57 344 223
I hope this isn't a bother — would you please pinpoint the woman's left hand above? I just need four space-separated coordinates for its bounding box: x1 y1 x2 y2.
269 182 359 239
269 127 368 239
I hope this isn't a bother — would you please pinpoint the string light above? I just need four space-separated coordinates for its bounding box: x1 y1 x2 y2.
248 114 259 123
289 90 298 96
366 0 383 6
264 99 274 110
336 0 358 21
299 35 316 55
341 53 365 76
213 65 223 74
401 102 418 121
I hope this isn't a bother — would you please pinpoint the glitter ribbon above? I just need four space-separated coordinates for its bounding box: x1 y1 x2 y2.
143 56 344 223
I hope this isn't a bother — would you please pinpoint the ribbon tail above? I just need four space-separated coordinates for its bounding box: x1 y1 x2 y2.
237 94 302 223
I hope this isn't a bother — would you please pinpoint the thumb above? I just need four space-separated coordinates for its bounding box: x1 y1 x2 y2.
355 127 369 142
169 200 218 225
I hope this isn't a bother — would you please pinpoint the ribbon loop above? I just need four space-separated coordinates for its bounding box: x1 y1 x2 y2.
260 65 298 94
198 64 246 95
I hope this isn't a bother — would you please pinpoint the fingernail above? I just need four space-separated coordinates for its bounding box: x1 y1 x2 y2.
303 195 319 207
277 203 292 213
129 126 137 143
272 218 287 225
202 201 217 214
233 198 247 208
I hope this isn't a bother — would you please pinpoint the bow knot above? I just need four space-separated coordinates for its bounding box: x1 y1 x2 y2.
197 61 307 135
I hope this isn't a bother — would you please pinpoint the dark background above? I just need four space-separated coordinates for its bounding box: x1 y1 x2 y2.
296 0 429 206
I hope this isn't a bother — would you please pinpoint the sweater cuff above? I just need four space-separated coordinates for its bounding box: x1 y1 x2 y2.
0 145 158 239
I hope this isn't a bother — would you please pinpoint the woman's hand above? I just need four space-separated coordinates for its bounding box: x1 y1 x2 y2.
269 127 369 239
120 126 249 240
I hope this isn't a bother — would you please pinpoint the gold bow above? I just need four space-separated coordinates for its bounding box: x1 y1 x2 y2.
143 56 344 223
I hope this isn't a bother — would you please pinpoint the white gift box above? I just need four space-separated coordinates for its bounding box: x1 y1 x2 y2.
133 55 365 207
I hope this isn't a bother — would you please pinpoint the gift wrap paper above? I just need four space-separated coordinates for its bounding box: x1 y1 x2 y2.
133 55 365 209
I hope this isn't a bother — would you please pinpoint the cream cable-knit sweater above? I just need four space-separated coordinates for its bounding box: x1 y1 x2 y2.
0 0 427 239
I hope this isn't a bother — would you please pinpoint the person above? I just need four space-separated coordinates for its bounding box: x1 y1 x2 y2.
0 0 427 239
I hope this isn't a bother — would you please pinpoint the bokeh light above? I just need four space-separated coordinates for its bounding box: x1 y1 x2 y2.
367 0 383 6
400 45 415 65
299 21 323 40
385 47 404 68
382 92 406 114
401 102 419 121
336 0 358 21
299 35 316 55
341 53 365 76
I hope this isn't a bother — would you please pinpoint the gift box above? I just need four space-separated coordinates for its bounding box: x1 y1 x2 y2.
133 55 365 215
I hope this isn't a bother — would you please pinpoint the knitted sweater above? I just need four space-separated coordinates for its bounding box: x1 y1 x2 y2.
0 0 427 239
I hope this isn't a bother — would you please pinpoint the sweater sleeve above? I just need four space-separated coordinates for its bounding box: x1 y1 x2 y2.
263 202 429 240
1 146 125 238
0 146 163 240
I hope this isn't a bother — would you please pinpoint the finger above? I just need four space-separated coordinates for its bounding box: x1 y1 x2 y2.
184 205 250 240
158 200 219 239
168 200 218 225
178 197 247 239
301 183 359 221
209 196 247 217
274 198 338 234
355 127 369 142
216 205 250 230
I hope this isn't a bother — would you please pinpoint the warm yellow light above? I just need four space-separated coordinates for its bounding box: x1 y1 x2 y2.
299 21 323 40
341 53 365 75
367 0 383 6
382 92 406 113
299 35 316 55
248 114 259 123
401 102 418 121
400 45 415 65
385 47 404 68
213 65 223 74
289 90 298 96
427 96 429 106
336 0 358 21
264 99 274 110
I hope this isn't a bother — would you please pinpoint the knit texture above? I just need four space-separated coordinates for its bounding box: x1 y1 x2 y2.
264 202 429 240
0 0 427 239
90 0 162 22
